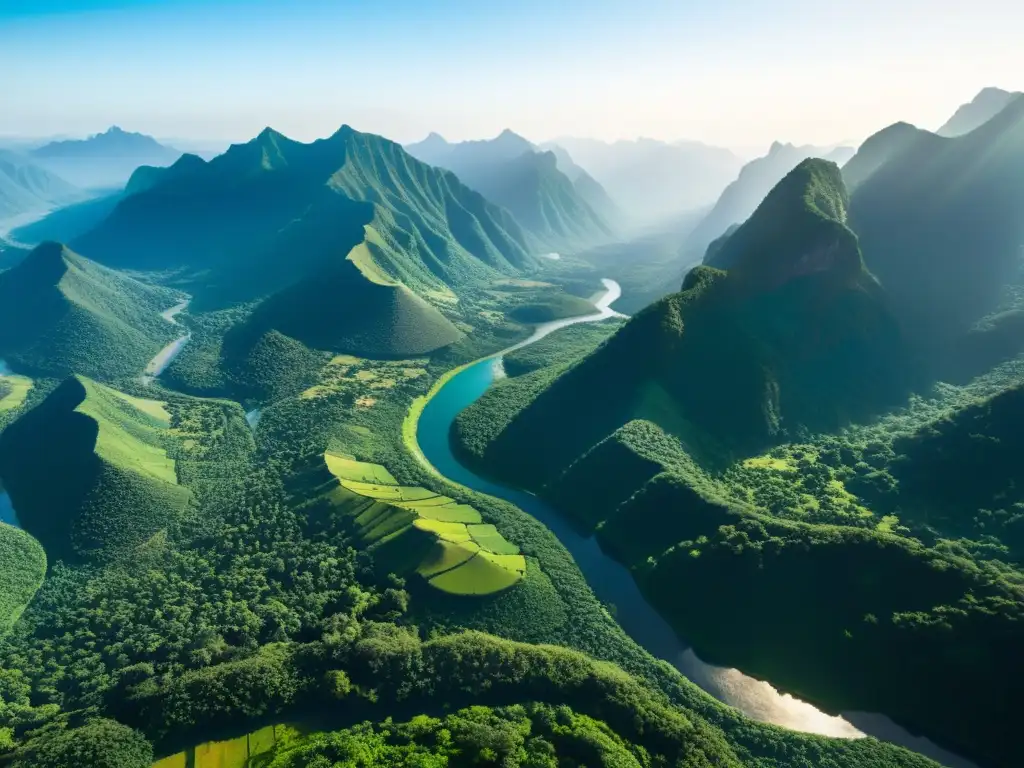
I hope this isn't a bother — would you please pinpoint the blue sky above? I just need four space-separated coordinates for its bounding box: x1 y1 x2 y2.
1 0 1022 151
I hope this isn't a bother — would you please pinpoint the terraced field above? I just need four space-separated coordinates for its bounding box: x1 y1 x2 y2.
322 451 525 595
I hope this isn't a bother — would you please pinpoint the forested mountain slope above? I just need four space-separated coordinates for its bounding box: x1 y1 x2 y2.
0 242 182 379
407 129 615 250
687 142 855 260
451 156 1024 766
73 126 537 311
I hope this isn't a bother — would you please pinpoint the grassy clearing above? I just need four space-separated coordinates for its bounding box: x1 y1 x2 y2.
152 724 299 768
324 451 397 484
108 389 172 425
76 377 180 485
0 374 32 413
321 454 523 595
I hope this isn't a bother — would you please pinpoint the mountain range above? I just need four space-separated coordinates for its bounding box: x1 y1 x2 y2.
449 92 1024 765
544 136 743 225
0 149 84 221
684 142 856 261
937 87 1021 137
405 129 616 251
31 126 182 189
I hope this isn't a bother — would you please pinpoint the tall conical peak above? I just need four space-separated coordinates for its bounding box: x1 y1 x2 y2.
13 241 73 285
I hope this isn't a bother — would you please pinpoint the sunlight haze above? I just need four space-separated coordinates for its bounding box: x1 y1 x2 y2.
1 0 1021 150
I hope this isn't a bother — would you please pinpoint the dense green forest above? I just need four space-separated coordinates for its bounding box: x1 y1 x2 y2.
3 101 1022 768
452 119 1024 767
0 243 183 380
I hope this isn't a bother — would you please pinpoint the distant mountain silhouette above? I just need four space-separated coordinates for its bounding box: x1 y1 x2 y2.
850 93 1024 355
0 149 84 220
31 127 182 189
543 137 742 225
937 87 1021 137
406 129 616 250
686 141 856 260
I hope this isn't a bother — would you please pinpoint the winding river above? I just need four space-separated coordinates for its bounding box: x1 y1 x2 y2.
414 279 973 768
141 300 191 385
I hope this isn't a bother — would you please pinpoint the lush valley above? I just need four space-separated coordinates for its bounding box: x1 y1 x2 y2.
2 79 1022 768
451 135 1024 766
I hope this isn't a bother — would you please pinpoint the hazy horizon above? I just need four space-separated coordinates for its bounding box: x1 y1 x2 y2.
2 0 1022 152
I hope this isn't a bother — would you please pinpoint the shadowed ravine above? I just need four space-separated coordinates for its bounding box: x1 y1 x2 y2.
414 279 974 768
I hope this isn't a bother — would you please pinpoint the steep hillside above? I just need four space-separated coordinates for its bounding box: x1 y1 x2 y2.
74 125 536 309
0 242 182 379
689 142 855 260
0 149 84 220
31 126 182 189
545 137 742 224
407 130 614 250
235 247 463 357
451 158 1024 766
849 94 1024 355
841 123 938 190
0 522 47 636
937 86 1021 137
0 376 191 562
456 159 907 488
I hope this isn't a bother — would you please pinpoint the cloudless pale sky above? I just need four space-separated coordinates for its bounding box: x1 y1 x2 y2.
1 0 1022 152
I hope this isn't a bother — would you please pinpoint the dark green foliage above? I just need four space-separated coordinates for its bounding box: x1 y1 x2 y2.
458 161 909 491
849 95 1024 354
0 242 182 380
687 142 849 261
0 524 46 636
266 703 690 768
503 318 624 377
642 511 1023 768
74 125 535 309
507 292 596 323
893 382 1024 556
0 376 190 563
237 260 463 358
9 717 152 768
545 420 693 530
222 329 326 403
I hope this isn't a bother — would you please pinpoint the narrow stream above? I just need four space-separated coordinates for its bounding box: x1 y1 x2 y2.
414 279 973 768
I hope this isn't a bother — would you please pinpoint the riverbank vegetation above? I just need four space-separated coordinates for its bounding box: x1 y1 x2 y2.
450 154 1024 766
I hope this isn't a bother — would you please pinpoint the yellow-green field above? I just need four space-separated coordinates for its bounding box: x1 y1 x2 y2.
152 724 298 768
300 354 429 402
0 374 32 413
322 452 525 595
76 376 179 484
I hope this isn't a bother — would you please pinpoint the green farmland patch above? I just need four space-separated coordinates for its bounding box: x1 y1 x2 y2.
0 374 32 413
320 454 523 595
